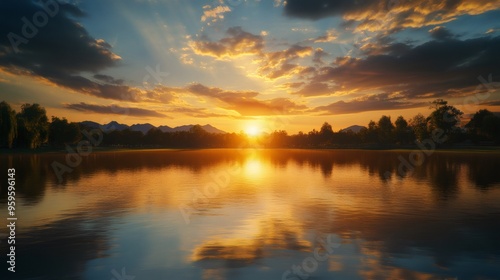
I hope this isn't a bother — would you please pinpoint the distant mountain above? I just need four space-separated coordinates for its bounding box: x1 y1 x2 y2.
168 124 225 134
170 124 194 132
101 121 129 132
130 123 155 134
340 125 366 133
80 121 100 129
158 125 173 133
200 124 225 134
80 121 225 134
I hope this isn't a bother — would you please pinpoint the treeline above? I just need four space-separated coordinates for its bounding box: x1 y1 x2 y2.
1 99 500 150
265 99 500 148
0 102 81 149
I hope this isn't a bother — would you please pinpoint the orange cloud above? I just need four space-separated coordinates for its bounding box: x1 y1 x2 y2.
186 83 307 116
189 27 264 58
257 45 313 80
201 5 231 23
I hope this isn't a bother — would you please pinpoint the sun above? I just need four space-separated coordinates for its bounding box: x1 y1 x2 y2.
245 125 261 137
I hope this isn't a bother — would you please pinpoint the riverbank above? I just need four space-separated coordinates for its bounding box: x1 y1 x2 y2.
2 145 500 155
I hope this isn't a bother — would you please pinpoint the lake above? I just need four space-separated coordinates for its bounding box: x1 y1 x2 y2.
1 149 500 280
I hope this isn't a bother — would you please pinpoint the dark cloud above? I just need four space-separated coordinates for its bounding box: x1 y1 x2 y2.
480 100 500 106
284 0 366 20
0 0 128 101
300 35 500 99
314 93 425 115
64 103 167 117
93 74 124 85
284 0 500 34
429 26 455 40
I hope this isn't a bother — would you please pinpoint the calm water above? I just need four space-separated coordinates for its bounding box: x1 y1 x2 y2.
1 149 500 280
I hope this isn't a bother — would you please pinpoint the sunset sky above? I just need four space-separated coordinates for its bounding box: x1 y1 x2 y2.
0 0 499 133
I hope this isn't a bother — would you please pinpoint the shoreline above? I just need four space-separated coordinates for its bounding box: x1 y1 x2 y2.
2 145 500 155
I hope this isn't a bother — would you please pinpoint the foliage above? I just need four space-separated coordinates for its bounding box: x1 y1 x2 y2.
0 101 17 148
427 99 463 139
465 109 500 143
48 117 81 146
16 103 49 149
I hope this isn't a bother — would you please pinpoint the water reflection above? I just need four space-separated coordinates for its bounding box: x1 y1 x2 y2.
0 149 499 279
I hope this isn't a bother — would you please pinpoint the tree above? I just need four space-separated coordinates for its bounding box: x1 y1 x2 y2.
319 122 334 146
16 103 49 149
189 125 208 147
0 101 17 148
409 113 429 142
394 116 412 144
427 99 463 138
268 130 289 148
144 128 165 146
307 129 321 147
466 109 500 142
377 115 395 144
361 120 378 143
48 117 81 146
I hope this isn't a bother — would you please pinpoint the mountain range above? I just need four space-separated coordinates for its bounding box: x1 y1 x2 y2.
80 121 226 134
80 121 367 135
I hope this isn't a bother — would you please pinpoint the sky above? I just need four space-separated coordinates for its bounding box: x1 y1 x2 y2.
0 0 499 133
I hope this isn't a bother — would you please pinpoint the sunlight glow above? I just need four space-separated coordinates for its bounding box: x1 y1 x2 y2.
245 125 261 137
244 159 263 176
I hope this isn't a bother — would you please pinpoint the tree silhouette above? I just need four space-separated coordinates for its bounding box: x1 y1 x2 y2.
377 115 395 144
427 99 463 139
49 117 81 146
16 103 49 149
0 101 17 148
394 116 412 145
409 113 429 142
319 122 334 146
466 109 500 143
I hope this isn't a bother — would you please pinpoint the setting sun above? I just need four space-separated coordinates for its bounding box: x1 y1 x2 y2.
245 125 261 137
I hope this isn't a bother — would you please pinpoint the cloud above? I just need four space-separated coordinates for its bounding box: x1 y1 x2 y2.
0 0 128 101
186 83 306 116
142 86 182 104
189 26 264 58
300 35 500 99
167 106 234 118
64 103 168 117
201 5 231 23
284 0 500 34
314 93 424 115
189 27 314 80
292 82 337 97
284 0 361 20
257 44 313 79
93 74 124 85
480 100 500 106
429 26 455 40
313 29 338 43
312 48 329 64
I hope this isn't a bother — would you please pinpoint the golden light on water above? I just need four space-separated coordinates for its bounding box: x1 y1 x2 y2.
243 158 264 177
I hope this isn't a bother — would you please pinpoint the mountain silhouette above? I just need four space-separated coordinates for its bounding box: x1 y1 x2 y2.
80 121 226 134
